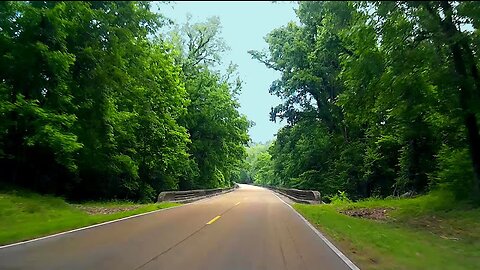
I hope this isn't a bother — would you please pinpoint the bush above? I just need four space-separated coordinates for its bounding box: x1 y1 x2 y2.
328 190 352 205
434 145 475 201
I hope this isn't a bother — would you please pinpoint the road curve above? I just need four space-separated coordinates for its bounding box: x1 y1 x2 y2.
0 184 353 270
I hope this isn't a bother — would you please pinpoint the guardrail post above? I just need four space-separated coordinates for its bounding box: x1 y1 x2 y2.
312 190 321 202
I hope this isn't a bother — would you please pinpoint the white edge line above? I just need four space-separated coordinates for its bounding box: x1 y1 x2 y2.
0 204 183 250
0 190 230 250
271 192 361 270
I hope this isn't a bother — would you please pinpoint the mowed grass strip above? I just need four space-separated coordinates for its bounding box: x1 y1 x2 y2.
293 193 480 270
0 189 179 245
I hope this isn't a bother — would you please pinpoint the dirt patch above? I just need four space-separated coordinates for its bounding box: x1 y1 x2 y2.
404 215 468 241
74 205 140 215
340 208 393 220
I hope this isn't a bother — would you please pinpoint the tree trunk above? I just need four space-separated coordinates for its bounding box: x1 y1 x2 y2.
434 1 480 198
449 38 480 198
465 113 480 196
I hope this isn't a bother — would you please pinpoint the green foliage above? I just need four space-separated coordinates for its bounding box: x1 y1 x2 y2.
328 191 353 205
435 145 475 200
252 1 480 202
171 17 249 190
0 1 249 201
239 142 274 185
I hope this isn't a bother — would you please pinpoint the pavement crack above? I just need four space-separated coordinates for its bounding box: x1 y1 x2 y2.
286 224 307 270
134 224 206 270
278 238 288 270
274 222 288 270
134 202 241 270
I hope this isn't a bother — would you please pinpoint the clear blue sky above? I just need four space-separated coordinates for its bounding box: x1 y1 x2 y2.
154 1 299 143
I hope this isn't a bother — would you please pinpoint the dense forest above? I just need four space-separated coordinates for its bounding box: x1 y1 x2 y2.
246 1 480 202
2 1 479 204
0 1 249 202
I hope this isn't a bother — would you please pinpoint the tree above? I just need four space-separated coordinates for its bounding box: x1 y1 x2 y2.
241 142 274 185
411 1 480 197
0 1 223 202
252 1 480 201
0 1 83 193
167 16 250 190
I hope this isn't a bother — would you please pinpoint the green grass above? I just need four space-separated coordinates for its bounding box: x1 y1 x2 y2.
0 188 179 245
294 192 480 270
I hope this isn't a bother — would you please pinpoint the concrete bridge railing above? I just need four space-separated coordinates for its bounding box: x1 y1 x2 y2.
267 186 322 204
157 183 239 203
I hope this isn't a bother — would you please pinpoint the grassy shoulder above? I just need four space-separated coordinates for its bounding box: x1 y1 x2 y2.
0 188 179 246
293 192 480 270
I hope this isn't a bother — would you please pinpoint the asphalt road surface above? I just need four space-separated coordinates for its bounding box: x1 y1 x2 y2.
0 184 354 270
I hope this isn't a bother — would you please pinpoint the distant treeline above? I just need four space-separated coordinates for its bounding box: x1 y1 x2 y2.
0 2 249 202
246 1 480 202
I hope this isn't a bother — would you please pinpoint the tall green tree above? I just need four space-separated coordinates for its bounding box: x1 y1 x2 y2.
252 1 480 201
168 16 250 190
0 1 198 201
241 142 274 185
0 1 83 193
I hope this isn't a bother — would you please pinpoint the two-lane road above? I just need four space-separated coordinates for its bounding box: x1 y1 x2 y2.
0 185 355 270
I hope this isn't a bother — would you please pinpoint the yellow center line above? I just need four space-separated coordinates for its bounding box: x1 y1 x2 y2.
235 202 241 206
206 215 221 225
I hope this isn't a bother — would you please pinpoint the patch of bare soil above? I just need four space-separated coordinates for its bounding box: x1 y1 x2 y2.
74 205 140 215
405 215 465 241
340 208 393 220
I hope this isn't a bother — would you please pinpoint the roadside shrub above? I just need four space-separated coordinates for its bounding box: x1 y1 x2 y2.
434 145 475 201
329 190 352 205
